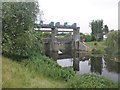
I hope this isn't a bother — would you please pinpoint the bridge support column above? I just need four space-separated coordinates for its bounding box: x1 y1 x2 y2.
51 27 58 52
72 27 80 50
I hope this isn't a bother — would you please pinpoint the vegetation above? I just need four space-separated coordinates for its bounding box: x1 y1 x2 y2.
3 56 118 88
68 74 118 88
105 30 119 55
90 20 109 41
23 54 75 81
80 33 92 42
90 20 103 41
103 25 109 35
2 2 43 58
41 32 51 38
86 41 106 54
2 56 67 88
1 1 119 89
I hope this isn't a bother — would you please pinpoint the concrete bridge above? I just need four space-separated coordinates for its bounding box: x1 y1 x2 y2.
35 22 89 53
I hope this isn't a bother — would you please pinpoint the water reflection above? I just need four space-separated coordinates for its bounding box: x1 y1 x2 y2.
45 50 119 82
104 55 120 73
73 58 79 71
90 56 103 75
72 51 79 71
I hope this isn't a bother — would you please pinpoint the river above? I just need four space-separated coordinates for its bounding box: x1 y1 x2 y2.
46 51 120 83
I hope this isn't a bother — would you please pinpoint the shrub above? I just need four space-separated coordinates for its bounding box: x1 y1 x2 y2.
2 2 43 58
80 33 92 42
105 31 119 55
91 48 103 54
68 74 118 88
23 54 75 81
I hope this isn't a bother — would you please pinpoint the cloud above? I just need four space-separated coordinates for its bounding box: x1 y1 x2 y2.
38 0 119 33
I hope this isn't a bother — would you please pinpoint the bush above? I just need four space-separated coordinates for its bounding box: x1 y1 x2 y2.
91 48 103 54
2 2 43 58
23 54 75 81
68 74 117 88
80 33 92 42
105 31 119 55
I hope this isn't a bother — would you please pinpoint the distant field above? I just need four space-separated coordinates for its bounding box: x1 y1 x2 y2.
2 57 66 88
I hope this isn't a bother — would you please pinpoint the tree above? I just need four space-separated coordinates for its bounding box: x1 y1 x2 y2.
2 2 43 58
90 20 103 41
80 33 92 42
105 30 119 55
103 25 109 35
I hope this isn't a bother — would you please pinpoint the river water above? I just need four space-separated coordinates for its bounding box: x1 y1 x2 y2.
46 51 120 83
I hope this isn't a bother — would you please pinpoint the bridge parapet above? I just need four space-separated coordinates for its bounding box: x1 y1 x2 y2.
35 22 79 30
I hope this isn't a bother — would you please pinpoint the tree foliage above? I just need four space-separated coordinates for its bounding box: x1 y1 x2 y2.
103 25 109 35
2 2 43 58
90 20 104 41
80 33 92 42
105 30 119 55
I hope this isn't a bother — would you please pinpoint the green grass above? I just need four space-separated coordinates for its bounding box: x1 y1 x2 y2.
86 41 106 54
23 54 75 81
2 57 67 88
68 74 118 88
2 55 119 88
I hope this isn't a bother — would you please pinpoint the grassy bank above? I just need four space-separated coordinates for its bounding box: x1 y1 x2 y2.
86 41 106 54
2 57 67 88
2 55 118 88
23 54 75 81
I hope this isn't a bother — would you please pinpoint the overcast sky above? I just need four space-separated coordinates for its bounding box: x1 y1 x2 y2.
38 0 119 34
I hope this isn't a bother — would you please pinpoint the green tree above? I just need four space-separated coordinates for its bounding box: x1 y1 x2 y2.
2 2 43 58
105 30 119 55
103 25 109 35
80 33 92 42
90 20 103 41
42 32 51 38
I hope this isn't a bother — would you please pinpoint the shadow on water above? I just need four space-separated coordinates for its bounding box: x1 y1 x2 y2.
45 50 120 83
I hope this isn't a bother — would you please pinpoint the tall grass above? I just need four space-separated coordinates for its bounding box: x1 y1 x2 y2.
2 56 118 88
23 54 75 81
2 57 67 88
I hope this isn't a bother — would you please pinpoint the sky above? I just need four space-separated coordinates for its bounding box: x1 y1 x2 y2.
38 0 119 34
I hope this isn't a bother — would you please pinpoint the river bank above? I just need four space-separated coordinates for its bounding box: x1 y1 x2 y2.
2 54 118 88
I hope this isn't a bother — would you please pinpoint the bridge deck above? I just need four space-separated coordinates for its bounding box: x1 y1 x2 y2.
35 30 73 32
